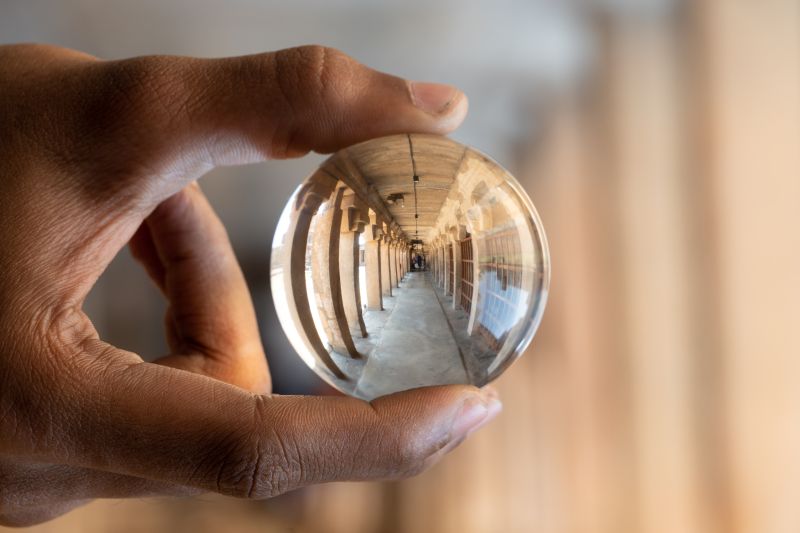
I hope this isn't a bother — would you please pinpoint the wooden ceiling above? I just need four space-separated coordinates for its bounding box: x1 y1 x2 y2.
344 134 466 242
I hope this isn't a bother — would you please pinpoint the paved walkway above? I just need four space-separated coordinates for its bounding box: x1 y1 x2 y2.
355 272 468 398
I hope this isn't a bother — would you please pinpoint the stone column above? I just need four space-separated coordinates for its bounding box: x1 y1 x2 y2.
440 236 450 294
398 246 403 277
433 244 437 278
438 244 442 281
450 225 467 309
400 241 406 280
466 215 484 336
278 170 346 379
432 243 439 282
392 237 400 288
339 191 369 338
364 213 383 311
311 184 361 359
438 238 447 291
390 225 401 288
380 227 393 297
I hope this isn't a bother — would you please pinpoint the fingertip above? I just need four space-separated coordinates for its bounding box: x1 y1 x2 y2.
433 91 469 133
377 384 500 441
407 81 469 133
417 388 502 469
408 81 460 115
480 384 501 401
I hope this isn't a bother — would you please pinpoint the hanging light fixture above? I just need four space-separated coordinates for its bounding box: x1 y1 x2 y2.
407 134 420 238
386 192 405 207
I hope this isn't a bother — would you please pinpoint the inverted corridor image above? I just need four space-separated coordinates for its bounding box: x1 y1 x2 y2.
271 134 549 399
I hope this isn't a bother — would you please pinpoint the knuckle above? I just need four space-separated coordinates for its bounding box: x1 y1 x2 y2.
349 419 431 481
214 397 305 499
59 55 202 190
266 45 356 155
99 56 187 119
274 45 353 104
389 433 430 478
0 45 96 167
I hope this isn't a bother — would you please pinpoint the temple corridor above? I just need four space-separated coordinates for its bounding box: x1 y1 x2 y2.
354 271 468 398
272 134 543 399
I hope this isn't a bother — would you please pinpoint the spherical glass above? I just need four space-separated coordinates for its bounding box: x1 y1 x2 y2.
270 134 549 400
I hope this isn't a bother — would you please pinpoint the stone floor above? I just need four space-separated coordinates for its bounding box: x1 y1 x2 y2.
327 271 502 399
352 272 469 399
432 282 496 385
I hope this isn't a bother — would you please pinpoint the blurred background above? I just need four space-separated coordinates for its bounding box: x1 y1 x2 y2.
1 0 798 532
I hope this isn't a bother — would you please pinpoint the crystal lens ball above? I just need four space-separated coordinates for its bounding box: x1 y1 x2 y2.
270 134 549 400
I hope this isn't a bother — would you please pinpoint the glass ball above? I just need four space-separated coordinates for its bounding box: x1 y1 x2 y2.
270 134 549 400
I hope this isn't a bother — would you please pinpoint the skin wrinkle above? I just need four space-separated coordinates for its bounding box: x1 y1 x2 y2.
269 55 302 159
256 431 293 498
3 327 86 458
179 423 237 494
313 45 328 101
247 398 266 499
249 396 301 498
198 60 276 162
1 62 90 172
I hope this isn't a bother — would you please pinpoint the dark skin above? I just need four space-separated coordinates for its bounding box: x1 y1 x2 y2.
0 44 501 526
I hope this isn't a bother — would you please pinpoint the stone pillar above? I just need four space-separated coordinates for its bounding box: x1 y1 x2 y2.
466 223 483 336
380 227 393 297
392 238 400 288
339 191 369 338
450 225 467 310
278 170 346 379
364 213 383 311
311 184 361 359
432 243 439 282
400 243 406 279
398 246 403 278
439 238 448 291
438 245 443 282
439 241 446 289
389 225 401 288
389 235 396 288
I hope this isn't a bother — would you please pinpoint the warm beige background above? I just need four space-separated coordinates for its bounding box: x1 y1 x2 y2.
2 0 798 532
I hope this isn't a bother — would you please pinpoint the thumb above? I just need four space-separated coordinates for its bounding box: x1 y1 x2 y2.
19 348 499 498
85 45 467 191
28 44 468 302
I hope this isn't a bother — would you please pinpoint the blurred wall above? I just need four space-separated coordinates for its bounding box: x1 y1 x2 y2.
1 0 798 532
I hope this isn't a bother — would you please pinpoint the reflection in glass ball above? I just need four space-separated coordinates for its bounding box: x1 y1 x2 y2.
271 134 549 400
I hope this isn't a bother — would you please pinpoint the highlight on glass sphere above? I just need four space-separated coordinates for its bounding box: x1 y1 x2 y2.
270 134 549 400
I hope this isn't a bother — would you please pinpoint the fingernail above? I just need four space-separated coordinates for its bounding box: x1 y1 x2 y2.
481 385 500 401
428 397 502 464
486 397 503 422
409 81 460 115
450 398 489 440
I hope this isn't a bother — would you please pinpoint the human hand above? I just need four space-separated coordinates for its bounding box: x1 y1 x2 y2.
0 44 500 526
